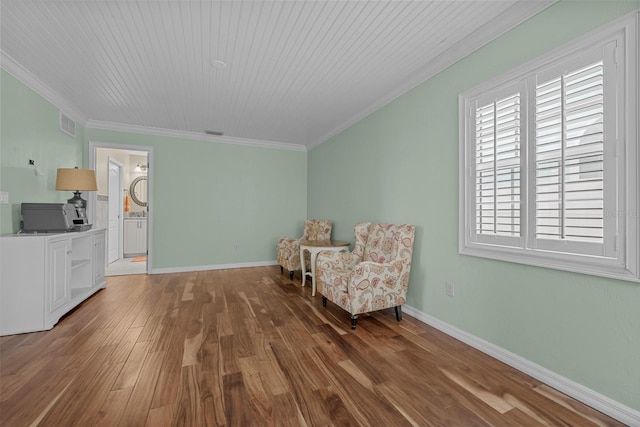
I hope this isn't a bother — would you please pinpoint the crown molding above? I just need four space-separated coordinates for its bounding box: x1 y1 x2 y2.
1 51 305 152
0 51 87 125
85 120 307 152
307 0 557 150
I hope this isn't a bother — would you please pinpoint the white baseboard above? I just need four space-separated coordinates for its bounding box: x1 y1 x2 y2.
151 260 278 274
402 305 640 426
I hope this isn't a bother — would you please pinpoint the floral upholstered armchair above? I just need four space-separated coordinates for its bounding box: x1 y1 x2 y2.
277 219 332 280
316 222 416 329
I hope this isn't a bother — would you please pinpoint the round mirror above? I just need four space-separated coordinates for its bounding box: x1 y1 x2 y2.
129 176 148 207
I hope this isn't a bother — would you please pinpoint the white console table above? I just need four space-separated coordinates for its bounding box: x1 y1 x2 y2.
0 228 106 336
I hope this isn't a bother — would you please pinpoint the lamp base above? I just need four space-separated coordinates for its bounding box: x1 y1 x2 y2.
67 191 87 209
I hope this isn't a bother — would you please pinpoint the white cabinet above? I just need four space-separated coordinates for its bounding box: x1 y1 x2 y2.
0 229 106 336
124 218 146 256
48 238 71 314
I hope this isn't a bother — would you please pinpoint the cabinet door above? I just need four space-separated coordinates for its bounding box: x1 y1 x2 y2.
93 231 106 287
138 220 147 253
49 239 71 313
123 220 138 254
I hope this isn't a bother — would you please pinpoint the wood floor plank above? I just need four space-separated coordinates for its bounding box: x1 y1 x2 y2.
62 361 125 426
148 321 184 410
172 364 205 426
93 387 133 426
145 404 174 427
310 345 413 427
0 266 627 426
237 356 277 423
269 339 333 426
0 353 80 425
108 326 144 364
112 340 152 390
272 392 309 427
197 353 226 426
222 371 252 425
118 349 166 426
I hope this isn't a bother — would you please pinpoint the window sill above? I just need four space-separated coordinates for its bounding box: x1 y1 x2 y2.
459 243 640 283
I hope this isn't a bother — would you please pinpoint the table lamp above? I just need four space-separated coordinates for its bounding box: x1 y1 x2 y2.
55 167 98 209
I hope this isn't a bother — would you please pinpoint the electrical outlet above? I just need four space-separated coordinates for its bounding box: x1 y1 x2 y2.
446 281 455 297
0 192 8 204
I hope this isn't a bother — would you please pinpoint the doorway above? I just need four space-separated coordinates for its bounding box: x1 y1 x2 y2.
89 142 153 276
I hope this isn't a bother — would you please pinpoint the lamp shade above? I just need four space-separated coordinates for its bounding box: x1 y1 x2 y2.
55 168 98 191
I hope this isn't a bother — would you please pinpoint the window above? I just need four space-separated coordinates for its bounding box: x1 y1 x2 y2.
459 13 639 282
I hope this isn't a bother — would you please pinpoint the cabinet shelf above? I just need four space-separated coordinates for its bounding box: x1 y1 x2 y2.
70 287 87 300
71 259 91 270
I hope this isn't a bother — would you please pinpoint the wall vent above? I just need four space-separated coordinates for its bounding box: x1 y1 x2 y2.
59 112 76 137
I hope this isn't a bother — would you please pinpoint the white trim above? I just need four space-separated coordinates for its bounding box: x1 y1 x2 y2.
0 51 87 125
461 244 639 282
402 305 640 426
85 120 307 152
151 260 278 275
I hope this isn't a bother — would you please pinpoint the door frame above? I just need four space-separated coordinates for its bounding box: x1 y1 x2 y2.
88 141 153 275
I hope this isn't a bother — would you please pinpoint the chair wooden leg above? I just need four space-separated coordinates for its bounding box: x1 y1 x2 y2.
280 266 284 274
322 296 327 307
351 315 358 329
289 271 294 280
395 305 402 321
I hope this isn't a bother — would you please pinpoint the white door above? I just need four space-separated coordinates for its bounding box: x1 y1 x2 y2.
107 159 123 264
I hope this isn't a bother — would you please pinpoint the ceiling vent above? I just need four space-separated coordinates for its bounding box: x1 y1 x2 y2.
59 112 76 137
204 130 224 136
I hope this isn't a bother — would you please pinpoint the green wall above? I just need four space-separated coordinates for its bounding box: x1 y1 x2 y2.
1 69 308 269
308 1 640 411
0 70 85 233
85 128 307 269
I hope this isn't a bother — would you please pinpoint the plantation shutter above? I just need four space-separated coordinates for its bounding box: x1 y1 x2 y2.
535 60 605 245
475 93 521 240
531 36 619 259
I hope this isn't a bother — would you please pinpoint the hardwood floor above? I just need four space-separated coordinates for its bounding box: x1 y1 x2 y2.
0 266 623 426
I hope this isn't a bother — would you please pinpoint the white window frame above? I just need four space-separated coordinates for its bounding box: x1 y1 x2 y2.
459 12 639 282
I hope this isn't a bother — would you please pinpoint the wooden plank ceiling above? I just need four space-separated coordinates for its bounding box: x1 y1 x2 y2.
1 1 554 149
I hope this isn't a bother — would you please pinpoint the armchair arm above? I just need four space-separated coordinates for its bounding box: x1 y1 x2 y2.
316 249 360 272
278 237 301 250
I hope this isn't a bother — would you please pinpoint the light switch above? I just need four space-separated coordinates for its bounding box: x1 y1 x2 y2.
0 192 9 204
